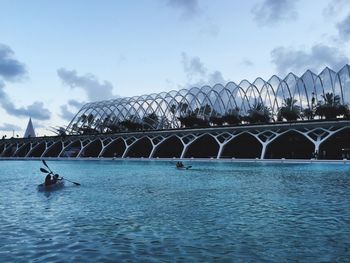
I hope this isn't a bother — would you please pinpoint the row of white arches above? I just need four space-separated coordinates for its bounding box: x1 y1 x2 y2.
2 122 349 160
66 65 350 134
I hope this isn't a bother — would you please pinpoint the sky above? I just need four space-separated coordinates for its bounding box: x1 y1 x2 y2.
0 0 350 137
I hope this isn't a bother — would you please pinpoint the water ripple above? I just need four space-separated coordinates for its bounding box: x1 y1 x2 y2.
0 160 349 262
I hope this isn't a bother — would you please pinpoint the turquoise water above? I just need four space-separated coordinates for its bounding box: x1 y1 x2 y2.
0 160 349 262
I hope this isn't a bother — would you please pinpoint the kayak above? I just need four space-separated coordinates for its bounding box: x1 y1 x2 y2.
176 165 192 170
37 180 65 192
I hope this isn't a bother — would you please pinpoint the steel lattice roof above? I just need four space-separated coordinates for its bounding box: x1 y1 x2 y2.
66 64 350 134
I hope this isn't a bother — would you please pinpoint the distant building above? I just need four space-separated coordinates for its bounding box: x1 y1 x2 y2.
23 118 36 138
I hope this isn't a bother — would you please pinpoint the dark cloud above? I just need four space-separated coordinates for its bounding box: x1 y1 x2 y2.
60 99 86 121
251 0 298 26
271 44 349 76
57 68 116 101
0 81 51 120
337 14 350 41
0 43 26 81
180 52 228 88
166 0 199 18
0 123 21 132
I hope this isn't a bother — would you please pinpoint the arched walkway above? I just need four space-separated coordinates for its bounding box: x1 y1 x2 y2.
80 139 102 157
125 137 153 158
2 144 17 157
319 128 350 159
153 136 183 158
15 143 31 157
184 134 219 158
60 141 81 157
221 133 262 158
265 131 314 159
101 138 126 157
0 143 5 155
43 141 63 157
28 142 46 157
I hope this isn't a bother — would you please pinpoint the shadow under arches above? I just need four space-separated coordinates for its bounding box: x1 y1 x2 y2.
125 137 153 158
100 138 126 157
2 143 18 157
265 130 314 159
43 141 63 158
27 142 46 157
184 134 219 158
152 135 184 158
221 132 262 159
14 142 31 157
319 127 350 160
59 140 82 157
80 139 103 157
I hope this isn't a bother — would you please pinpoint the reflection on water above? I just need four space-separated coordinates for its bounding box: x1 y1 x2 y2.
0 160 349 262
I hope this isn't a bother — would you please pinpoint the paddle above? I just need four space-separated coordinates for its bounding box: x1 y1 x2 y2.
40 163 81 186
42 160 53 173
185 166 192 170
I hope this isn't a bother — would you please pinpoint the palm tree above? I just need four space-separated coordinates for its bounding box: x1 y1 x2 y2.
143 112 159 129
302 108 314 120
315 92 348 119
277 97 301 121
222 107 241 125
246 101 271 123
210 113 224 126
87 113 95 125
178 111 209 128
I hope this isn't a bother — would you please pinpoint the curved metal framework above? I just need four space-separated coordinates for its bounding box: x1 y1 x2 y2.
66 65 350 135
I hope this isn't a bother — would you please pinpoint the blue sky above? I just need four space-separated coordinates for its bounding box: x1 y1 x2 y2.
0 0 350 136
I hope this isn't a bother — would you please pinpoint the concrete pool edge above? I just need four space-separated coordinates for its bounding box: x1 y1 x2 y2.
1 157 350 164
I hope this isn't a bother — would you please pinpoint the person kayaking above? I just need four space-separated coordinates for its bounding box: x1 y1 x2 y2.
176 161 184 168
52 174 63 184
44 173 53 186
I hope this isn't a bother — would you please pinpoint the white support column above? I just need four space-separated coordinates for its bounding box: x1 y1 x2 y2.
260 143 267 159
58 140 71 157
217 144 224 159
149 137 166 158
180 135 197 159
76 140 85 158
122 138 131 158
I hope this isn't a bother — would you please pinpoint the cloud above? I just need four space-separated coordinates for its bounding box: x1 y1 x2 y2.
337 14 350 41
68 99 85 108
60 105 76 121
0 43 26 81
180 52 228 88
323 0 350 17
251 0 298 26
181 52 206 80
0 81 51 120
271 44 349 76
0 123 21 132
200 18 220 37
241 59 254 67
60 99 86 121
166 0 200 18
57 68 116 101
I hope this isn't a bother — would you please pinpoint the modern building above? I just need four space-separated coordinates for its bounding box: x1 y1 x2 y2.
1 65 350 160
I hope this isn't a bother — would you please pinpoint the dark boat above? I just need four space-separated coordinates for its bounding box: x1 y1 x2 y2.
37 180 65 192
